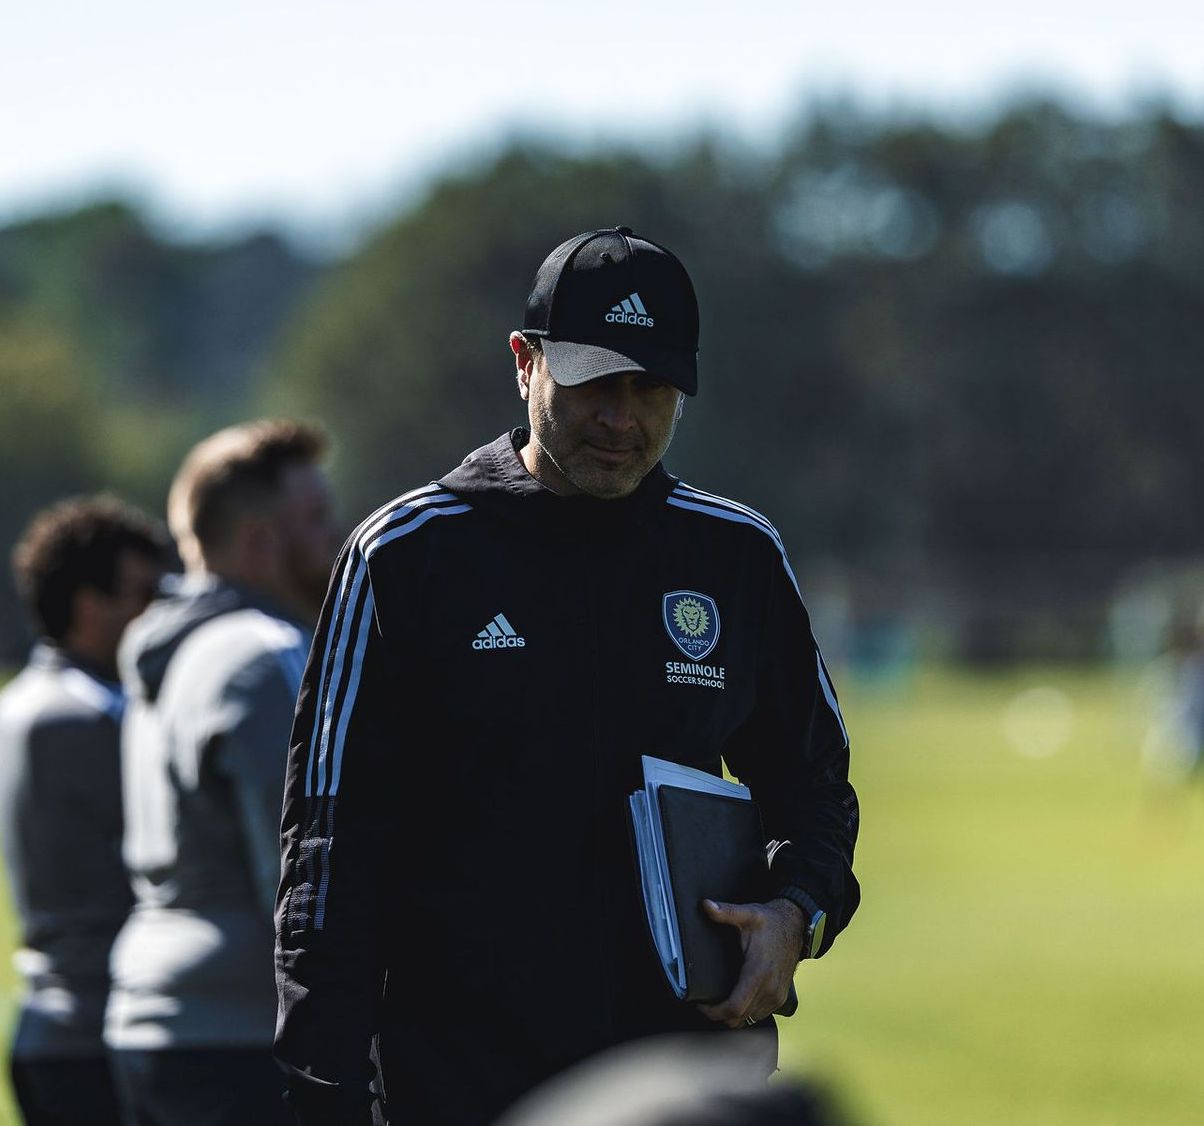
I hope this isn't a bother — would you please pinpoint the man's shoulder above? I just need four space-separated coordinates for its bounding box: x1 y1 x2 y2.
183 608 306 665
163 610 307 702
664 479 785 547
0 659 119 730
345 481 476 561
0 662 37 714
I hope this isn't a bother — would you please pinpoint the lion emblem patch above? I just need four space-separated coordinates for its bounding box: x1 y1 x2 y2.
663 590 721 661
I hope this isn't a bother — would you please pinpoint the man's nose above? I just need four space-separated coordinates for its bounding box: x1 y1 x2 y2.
594 381 636 428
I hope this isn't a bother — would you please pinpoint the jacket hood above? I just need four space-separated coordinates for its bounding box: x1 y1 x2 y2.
118 574 294 704
436 429 677 536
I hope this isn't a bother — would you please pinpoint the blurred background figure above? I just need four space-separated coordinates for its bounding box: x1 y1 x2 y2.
0 494 171 1126
1139 597 1204 787
493 1032 855 1126
102 419 341 1126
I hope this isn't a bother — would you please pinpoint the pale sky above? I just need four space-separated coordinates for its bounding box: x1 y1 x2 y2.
5 0 1201 252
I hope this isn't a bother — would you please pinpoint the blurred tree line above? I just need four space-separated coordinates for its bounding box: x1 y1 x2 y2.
2 95 1202 667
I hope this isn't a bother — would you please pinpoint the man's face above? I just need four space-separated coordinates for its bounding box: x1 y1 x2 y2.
274 462 342 617
521 356 682 499
90 550 163 675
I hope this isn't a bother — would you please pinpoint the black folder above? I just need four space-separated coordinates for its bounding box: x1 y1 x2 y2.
657 784 771 1002
628 755 799 1015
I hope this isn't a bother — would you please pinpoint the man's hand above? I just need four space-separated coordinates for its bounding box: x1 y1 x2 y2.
696 897 805 1028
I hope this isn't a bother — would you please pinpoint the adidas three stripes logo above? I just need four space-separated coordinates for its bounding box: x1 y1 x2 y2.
472 612 526 650
604 291 654 326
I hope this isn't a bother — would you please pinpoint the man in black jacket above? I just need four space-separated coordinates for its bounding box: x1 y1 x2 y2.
274 226 861 1126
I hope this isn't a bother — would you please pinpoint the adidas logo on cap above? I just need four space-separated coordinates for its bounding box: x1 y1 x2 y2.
605 292 654 327
471 612 527 650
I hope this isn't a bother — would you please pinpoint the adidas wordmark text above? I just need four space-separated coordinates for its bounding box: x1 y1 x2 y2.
605 292 654 327
472 612 527 650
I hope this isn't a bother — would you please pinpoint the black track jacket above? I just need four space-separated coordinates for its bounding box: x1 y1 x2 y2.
275 430 860 1125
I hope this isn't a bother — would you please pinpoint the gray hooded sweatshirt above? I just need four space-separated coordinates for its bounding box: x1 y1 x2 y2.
104 574 310 1051
0 644 132 1058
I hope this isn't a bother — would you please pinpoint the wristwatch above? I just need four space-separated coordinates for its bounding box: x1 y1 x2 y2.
775 886 827 960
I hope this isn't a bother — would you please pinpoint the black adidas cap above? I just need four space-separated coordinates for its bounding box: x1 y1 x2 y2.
521 226 699 396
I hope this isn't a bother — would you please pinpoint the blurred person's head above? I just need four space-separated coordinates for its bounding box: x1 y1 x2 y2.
167 418 340 623
11 494 171 678
493 1032 852 1126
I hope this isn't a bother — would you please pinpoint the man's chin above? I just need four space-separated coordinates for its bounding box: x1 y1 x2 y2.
571 470 642 500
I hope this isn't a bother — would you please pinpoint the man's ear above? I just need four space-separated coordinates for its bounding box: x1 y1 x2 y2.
674 394 684 421
510 331 533 401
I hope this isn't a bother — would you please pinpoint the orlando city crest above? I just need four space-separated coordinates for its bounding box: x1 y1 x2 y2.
662 590 721 661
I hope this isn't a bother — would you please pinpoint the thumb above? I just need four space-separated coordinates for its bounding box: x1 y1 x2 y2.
702 899 738 925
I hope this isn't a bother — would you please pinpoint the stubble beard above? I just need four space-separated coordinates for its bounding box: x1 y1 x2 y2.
552 438 651 499
528 391 679 499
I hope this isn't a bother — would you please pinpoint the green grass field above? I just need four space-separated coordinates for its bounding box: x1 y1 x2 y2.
0 663 1201 1125
776 663 1204 1126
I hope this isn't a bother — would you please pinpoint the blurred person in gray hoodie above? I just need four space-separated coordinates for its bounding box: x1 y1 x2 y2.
104 419 341 1126
0 494 170 1126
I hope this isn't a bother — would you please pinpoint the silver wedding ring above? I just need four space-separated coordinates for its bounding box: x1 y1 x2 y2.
745 1016 757 1026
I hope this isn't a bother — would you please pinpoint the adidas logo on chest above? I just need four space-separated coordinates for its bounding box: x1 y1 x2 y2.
472 612 526 650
